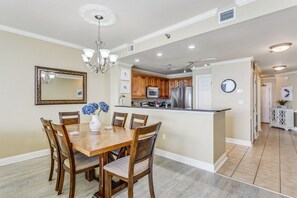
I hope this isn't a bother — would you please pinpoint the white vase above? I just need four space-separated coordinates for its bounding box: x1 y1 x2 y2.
89 115 101 132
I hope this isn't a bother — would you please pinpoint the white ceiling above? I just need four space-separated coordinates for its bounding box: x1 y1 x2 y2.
120 6 297 75
0 0 233 49
0 1 296 76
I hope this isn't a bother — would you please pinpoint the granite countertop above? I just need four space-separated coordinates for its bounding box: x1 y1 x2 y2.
115 105 231 112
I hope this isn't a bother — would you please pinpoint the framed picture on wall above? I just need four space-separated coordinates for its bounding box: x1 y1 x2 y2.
120 68 130 81
281 86 293 101
120 81 130 93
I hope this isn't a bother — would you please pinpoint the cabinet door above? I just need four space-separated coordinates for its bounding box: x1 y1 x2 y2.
132 75 146 99
139 76 147 98
164 79 169 98
147 77 154 86
131 75 139 98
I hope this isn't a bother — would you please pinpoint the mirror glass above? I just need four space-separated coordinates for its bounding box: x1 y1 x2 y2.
35 66 87 105
221 79 236 93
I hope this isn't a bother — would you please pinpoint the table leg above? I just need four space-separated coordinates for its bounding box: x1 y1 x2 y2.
93 153 107 198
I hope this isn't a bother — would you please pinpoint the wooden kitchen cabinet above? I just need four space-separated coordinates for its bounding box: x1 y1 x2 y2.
132 75 147 99
132 71 170 99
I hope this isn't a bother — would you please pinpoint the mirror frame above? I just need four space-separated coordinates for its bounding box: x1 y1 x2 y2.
35 66 87 105
221 79 236 93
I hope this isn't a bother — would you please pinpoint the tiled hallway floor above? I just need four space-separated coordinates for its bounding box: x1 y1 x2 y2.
217 124 297 198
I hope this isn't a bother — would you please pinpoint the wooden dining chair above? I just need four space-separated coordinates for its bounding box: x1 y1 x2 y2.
111 112 128 127
50 122 99 198
40 118 61 191
129 113 149 129
104 122 162 198
111 113 149 160
59 111 80 125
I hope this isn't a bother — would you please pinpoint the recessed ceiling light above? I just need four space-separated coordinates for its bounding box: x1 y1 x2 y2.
273 65 286 71
269 43 292 52
156 52 163 57
134 59 140 62
188 45 196 49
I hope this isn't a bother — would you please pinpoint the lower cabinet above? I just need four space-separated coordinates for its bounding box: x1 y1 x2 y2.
270 108 294 130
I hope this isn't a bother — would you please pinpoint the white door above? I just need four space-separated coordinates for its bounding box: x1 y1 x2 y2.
196 75 212 108
261 83 271 123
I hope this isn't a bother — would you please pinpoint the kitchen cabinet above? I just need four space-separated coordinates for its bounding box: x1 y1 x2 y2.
132 72 169 99
270 108 294 130
132 75 147 99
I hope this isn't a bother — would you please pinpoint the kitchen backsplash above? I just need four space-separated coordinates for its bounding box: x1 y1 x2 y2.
132 98 171 107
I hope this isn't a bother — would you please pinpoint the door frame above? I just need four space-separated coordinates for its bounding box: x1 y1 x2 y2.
196 74 212 109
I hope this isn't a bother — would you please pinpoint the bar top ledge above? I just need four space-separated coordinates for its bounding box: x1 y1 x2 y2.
115 105 231 113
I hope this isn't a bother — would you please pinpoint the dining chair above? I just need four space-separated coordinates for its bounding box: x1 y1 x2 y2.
51 122 99 198
59 111 80 125
129 113 149 129
40 118 61 191
111 112 128 127
104 122 162 198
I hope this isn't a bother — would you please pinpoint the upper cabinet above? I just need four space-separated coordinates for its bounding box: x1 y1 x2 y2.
132 71 191 99
132 72 169 99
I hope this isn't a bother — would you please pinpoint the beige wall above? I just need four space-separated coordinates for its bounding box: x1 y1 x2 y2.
0 30 110 158
275 73 297 109
193 58 253 142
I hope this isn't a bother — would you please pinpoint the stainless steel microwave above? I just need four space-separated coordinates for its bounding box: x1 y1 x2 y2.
146 87 159 98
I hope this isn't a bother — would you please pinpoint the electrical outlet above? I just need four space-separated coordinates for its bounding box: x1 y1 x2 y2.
162 134 166 140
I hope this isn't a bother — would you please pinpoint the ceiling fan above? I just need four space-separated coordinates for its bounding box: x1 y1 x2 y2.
167 61 198 72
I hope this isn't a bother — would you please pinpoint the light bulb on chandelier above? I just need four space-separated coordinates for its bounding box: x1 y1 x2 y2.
81 15 118 73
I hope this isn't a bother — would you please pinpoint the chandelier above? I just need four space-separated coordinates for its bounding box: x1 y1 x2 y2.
81 15 118 73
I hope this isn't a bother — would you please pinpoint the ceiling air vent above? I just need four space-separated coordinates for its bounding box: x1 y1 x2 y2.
127 44 135 53
219 7 236 23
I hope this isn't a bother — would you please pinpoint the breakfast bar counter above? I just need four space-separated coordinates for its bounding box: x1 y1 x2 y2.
114 105 230 172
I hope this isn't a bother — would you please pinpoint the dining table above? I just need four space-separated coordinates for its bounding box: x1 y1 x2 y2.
66 123 134 198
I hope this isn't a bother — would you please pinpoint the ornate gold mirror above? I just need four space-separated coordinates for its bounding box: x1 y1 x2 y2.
35 66 87 105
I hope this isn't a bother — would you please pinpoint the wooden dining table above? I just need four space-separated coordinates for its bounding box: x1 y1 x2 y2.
66 123 134 198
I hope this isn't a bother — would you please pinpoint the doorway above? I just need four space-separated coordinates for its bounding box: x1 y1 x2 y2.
261 83 272 123
196 75 212 108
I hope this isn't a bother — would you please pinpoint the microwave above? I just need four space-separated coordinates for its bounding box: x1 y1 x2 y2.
146 87 159 98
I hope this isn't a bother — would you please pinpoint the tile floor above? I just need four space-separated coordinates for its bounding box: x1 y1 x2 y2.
217 124 297 198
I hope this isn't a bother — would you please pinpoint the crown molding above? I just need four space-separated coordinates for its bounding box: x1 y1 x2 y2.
132 68 167 78
110 44 128 53
274 70 297 76
118 62 133 68
0 24 85 50
111 8 218 52
166 72 192 79
211 57 253 67
235 0 256 7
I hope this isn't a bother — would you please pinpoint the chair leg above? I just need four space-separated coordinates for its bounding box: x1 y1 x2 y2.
55 161 61 191
49 156 54 181
85 169 95 182
148 171 155 198
128 180 134 198
69 172 76 198
104 171 112 198
58 168 65 195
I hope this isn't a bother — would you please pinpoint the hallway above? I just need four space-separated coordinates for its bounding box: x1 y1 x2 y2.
218 124 297 197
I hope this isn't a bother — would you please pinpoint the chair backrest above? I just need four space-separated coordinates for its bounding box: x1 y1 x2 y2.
51 122 75 169
40 117 59 153
112 112 128 127
129 113 149 129
59 111 80 125
129 122 161 177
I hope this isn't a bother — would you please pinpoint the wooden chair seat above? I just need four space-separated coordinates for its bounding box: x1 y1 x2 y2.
104 156 149 178
64 153 99 172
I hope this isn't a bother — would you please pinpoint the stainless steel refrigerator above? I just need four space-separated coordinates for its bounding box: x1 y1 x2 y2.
170 87 192 109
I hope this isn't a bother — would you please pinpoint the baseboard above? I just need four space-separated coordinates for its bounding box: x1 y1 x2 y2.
226 137 252 147
214 152 228 173
0 149 50 167
155 148 225 173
